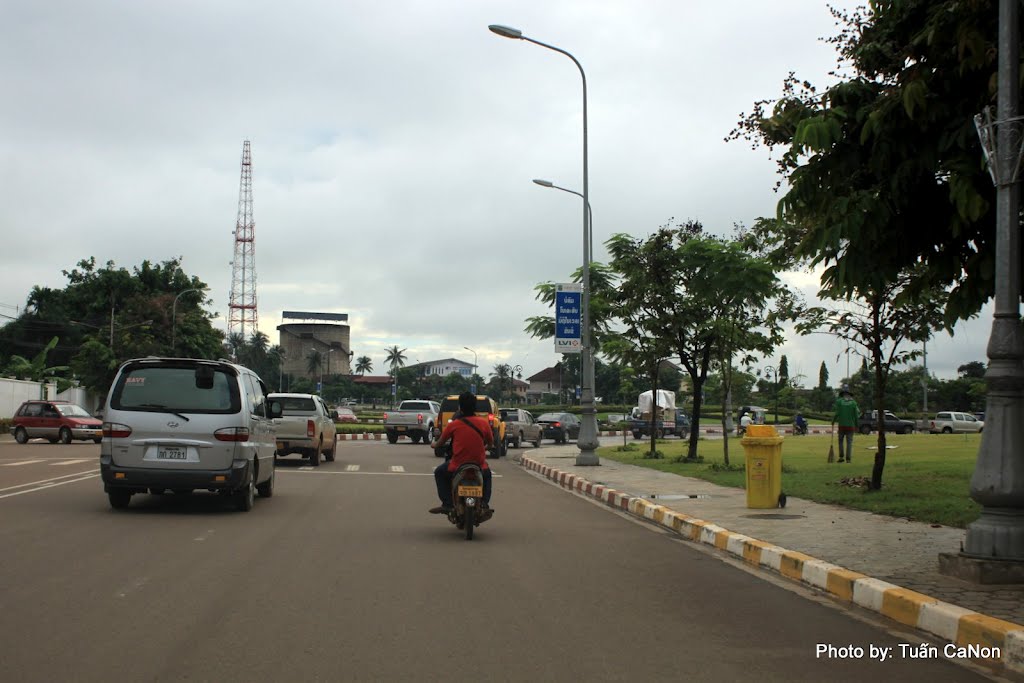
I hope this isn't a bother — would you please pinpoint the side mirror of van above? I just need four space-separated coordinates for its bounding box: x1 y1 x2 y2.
267 400 283 419
330 410 339 420
195 365 216 389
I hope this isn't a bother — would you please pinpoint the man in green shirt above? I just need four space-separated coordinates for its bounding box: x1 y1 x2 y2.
832 384 860 463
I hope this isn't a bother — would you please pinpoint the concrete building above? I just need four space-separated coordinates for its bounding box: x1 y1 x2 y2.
276 311 353 380
406 358 475 378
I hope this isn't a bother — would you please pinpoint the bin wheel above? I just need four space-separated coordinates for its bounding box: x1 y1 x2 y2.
778 493 787 509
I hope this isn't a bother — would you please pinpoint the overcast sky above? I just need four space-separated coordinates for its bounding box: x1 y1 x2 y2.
1 0 989 388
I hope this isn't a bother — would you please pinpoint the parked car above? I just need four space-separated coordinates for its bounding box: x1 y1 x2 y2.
500 408 542 449
436 394 506 458
536 412 581 443
100 357 281 511
268 393 338 465
858 410 915 435
930 411 984 434
335 407 358 423
11 400 104 444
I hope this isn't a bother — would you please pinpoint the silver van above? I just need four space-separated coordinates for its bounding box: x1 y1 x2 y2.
100 357 281 511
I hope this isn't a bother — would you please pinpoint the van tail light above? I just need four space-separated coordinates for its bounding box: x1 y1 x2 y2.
307 420 315 438
417 413 424 425
103 422 132 438
215 427 250 442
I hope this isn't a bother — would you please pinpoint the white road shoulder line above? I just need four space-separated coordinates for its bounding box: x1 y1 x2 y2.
0 474 98 499
52 459 90 466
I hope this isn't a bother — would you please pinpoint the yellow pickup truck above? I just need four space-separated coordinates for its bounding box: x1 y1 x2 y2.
434 394 506 459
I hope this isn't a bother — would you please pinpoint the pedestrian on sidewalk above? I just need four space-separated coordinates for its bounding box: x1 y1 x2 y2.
831 384 859 463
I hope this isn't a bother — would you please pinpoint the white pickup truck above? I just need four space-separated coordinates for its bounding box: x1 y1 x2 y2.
267 393 337 466
383 400 440 444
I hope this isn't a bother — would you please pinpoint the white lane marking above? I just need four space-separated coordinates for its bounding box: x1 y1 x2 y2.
345 465 360 471
1 460 45 466
0 469 100 493
194 529 216 542
51 459 90 466
0 474 99 499
390 465 405 473
279 470 502 478
116 577 149 598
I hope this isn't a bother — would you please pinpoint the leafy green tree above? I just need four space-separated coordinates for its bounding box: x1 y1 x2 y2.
958 361 986 379
306 349 323 378
731 0 1002 327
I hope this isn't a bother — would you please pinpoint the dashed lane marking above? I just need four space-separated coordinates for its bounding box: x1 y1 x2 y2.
390 465 405 473
346 465 360 471
1 460 45 466
51 459 90 466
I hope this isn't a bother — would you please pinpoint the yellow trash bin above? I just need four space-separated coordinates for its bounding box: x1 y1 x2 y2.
741 424 786 509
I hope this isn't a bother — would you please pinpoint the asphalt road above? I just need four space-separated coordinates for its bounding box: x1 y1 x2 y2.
0 438 992 682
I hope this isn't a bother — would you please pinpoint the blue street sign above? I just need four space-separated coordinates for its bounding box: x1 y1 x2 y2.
316 382 322 392
555 283 582 354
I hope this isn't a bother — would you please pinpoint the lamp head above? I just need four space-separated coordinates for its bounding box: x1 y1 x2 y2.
532 179 554 187
488 24 523 39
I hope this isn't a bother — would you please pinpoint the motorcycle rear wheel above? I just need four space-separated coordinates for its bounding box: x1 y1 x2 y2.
464 506 475 540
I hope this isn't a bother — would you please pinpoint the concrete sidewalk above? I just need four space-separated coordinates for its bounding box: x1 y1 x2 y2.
517 440 1024 675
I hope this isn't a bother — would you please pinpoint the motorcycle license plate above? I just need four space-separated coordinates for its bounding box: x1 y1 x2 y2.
458 485 483 497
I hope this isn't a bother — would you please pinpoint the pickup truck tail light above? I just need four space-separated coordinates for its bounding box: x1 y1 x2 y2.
382 413 389 421
306 419 315 438
417 413 424 425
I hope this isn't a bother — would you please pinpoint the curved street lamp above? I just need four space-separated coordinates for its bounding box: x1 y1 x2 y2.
762 365 779 425
490 24 599 465
532 179 593 261
172 288 205 352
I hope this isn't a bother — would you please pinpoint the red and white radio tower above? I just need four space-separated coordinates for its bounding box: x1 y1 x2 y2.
228 140 258 341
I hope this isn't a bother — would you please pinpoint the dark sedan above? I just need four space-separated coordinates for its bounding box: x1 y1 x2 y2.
536 412 581 444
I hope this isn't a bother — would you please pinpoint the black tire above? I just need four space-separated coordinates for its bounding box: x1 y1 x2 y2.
309 442 321 467
632 431 641 440
942 427 952 434
513 432 522 449
257 465 275 498
860 424 872 435
411 434 421 444
386 432 399 444
533 433 542 448
59 427 73 444
325 436 336 462
14 427 28 444
464 506 475 540
93 437 102 444
108 491 131 509
235 465 256 511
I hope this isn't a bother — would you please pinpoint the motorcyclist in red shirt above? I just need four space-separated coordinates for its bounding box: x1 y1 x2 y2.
428 391 493 515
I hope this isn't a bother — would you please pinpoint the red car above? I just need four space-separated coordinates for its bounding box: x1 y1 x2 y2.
10 400 103 444
335 407 359 423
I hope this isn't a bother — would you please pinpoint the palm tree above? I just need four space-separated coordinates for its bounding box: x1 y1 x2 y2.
249 331 269 356
492 363 511 402
225 332 245 361
355 355 373 375
384 345 407 377
268 345 286 391
306 348 323 378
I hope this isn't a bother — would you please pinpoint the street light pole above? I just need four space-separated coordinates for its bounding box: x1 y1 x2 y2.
490 24 598 466
532 179 593 261
464 346 478 391
172 288 204 353
763 365 778 425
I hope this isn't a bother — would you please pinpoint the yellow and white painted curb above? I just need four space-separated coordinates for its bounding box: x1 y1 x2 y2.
521 456 1024 674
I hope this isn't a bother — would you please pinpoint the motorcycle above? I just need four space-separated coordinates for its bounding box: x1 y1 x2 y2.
449 463 492 540
433 426 492 540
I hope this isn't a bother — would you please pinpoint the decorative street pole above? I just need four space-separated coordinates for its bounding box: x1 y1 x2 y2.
942 0 1024 580
490 24 599 465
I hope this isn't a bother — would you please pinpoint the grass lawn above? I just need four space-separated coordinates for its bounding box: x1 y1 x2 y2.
598 432 984 528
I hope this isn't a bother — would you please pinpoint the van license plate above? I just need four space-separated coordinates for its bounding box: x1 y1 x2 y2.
458 485 483 497
157 446 187 460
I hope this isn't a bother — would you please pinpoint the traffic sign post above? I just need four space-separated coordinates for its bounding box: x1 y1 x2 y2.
554 283 582 354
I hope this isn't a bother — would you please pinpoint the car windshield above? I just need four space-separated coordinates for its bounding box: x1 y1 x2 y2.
112 364 240 414
55 404 91 418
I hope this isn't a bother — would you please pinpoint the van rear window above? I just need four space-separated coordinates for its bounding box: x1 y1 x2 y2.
111 365 240 414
